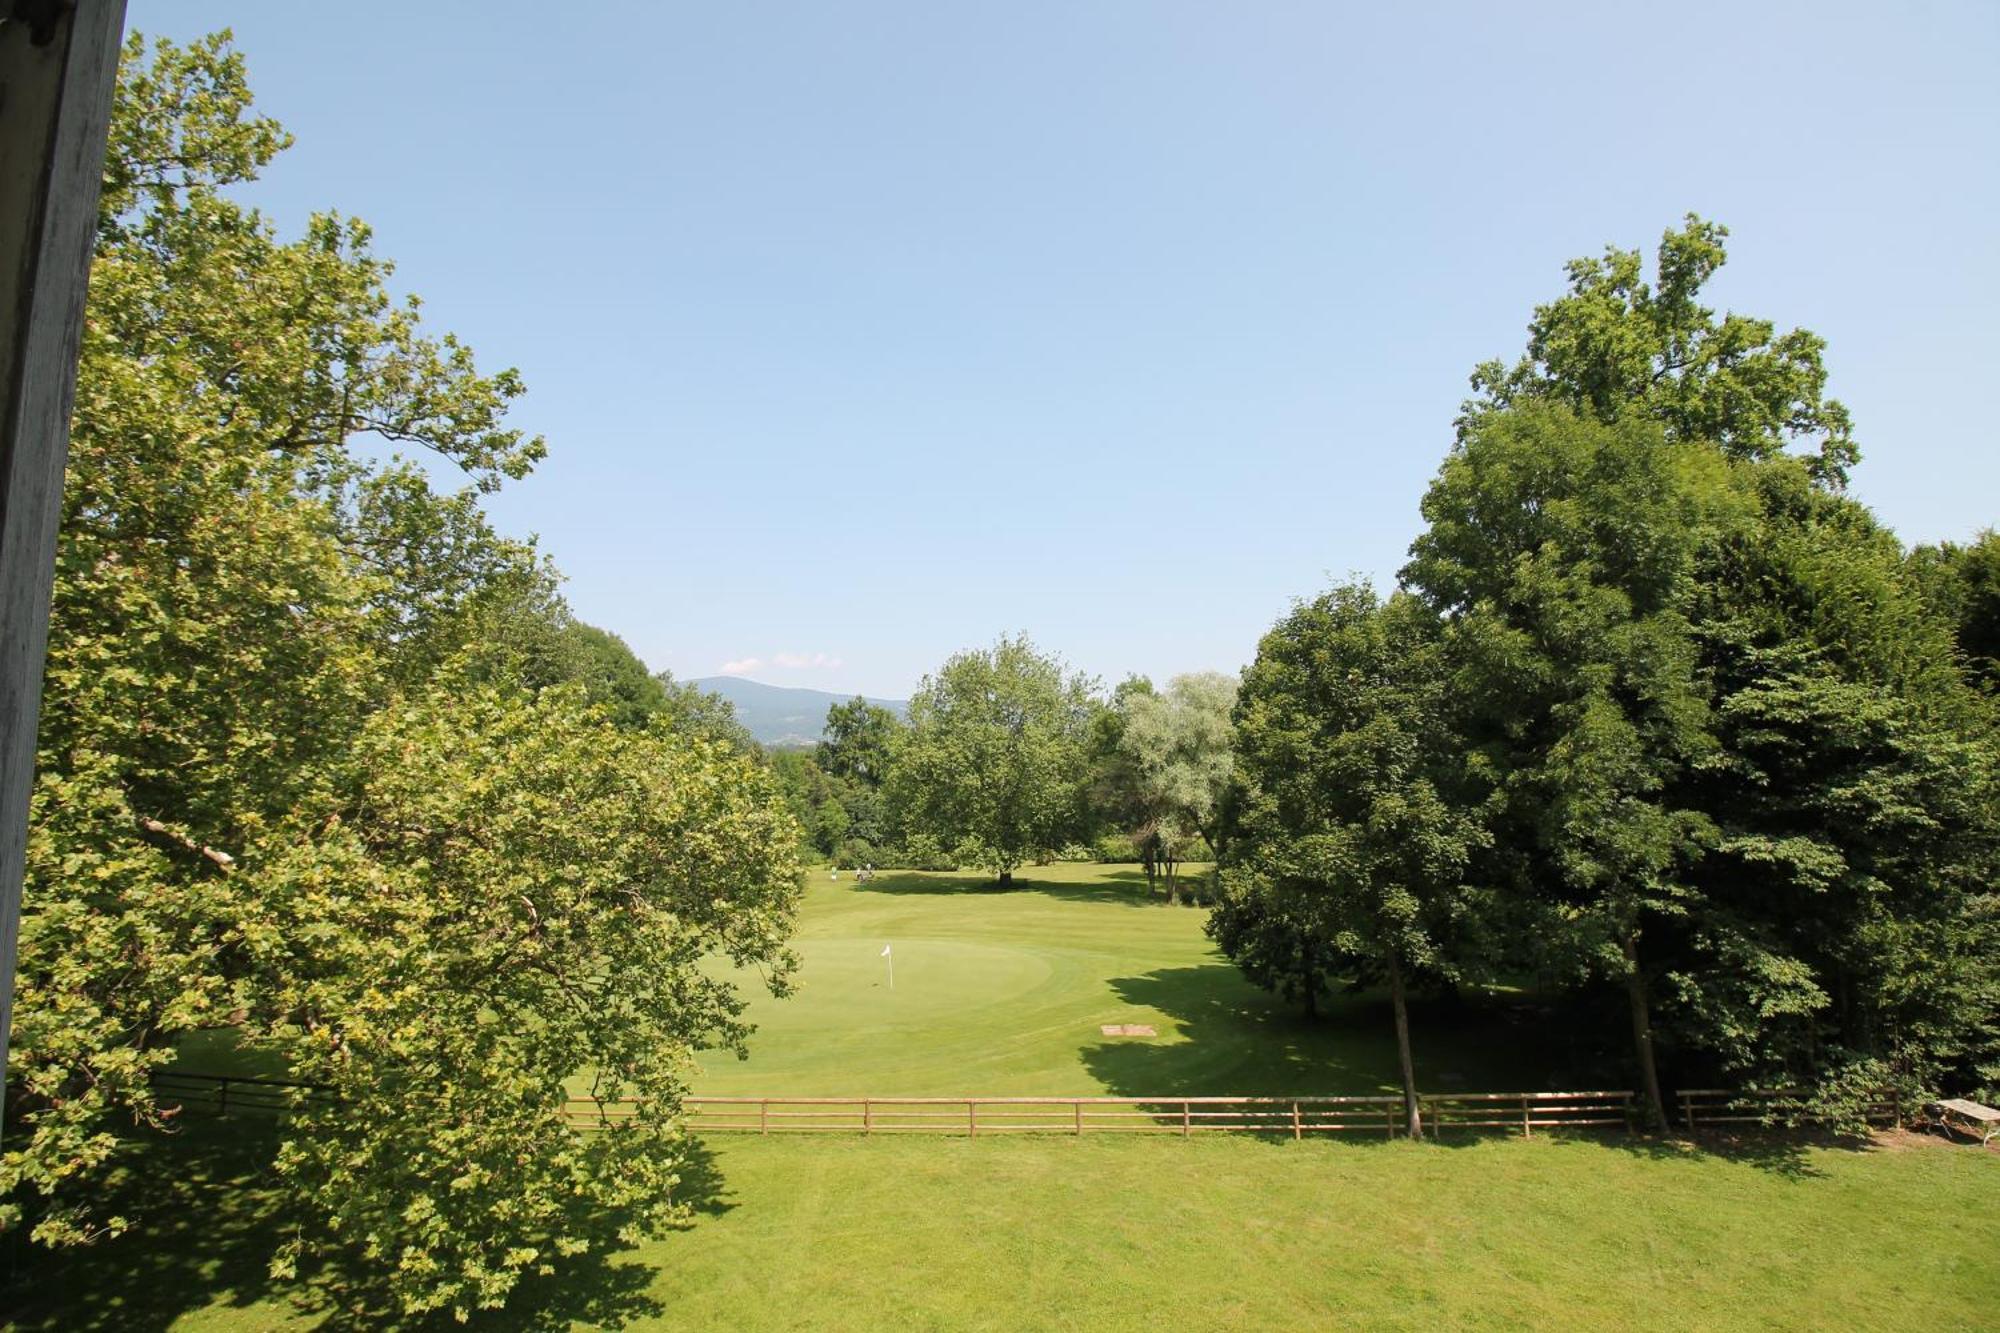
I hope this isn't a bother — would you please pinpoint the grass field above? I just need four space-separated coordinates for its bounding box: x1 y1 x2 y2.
9 864 1998 1330
691 862 1584 1097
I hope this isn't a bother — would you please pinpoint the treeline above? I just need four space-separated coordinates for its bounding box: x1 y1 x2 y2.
1212 222 2000 1135
758 648 1235 903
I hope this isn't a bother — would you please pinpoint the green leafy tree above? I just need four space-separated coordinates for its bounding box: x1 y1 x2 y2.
1415 220 2000 1117
3 34 805 1316
886 635 1095 886
1205 880 1342 1019
1221 585 1486 1135
1464 214 1859 487
1081 675 1153 846
1909 529 2000 690
654 671 757 751
1111 672 1237 904
1405 403 1749 1127
262 682 802 1318
817 697 903 787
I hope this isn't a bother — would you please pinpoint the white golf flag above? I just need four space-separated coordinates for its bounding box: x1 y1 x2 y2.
881 943 894 989
880 944 891 957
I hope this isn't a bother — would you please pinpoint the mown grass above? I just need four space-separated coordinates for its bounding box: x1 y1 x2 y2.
692 862 1592 1097
9 1122 1995 1330
9 863 1996 1329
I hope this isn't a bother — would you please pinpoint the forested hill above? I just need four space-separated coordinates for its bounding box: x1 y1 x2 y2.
692 677 908 748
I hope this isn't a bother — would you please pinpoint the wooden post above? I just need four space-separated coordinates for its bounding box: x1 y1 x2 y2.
1292 1101 1302 1141
1074 1100 1083 1136
216 1077 229 1117
863 1097 872 1136
1182 1100 1191 1138
967 1100 976 1139
0 0 130 1129
760 1098 769 1135
1522 1094 1532 1139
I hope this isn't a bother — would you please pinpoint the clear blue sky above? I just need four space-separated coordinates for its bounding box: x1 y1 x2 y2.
133 2 2000 699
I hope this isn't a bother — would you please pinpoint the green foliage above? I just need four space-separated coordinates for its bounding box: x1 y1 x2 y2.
1909 528 2000 689
3 32 805 1317
260 683 802 1317
1218 584 1489 1117
554 623 668 728
1104 672 1236 903
817 697 903 787
886 636 1096 882
1409 251 2000 1113
1464 214 1858 487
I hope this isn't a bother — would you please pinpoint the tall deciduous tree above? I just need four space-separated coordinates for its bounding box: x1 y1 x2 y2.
818 696 903 787
1405 404 1748 1127
886 635 1094 886
1220 585 1487 1137
263 682 802 1318
1464 214 1859 487
1112 672 1237 904
3 34 805 1317
1415 218 2000 1118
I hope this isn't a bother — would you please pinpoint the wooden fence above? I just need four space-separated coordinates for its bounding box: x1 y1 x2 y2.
1677 1087 1901 1131
145 1073 1899 1140
150 1070 332 1115
641 1090 1637 1138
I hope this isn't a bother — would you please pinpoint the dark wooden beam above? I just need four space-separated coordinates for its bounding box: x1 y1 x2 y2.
0 0 127 1119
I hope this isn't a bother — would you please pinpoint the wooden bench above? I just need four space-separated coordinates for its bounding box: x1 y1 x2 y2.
1926 1097 2000 1147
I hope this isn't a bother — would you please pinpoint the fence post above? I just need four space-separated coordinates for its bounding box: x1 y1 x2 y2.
1386 1104 1395 1138
1074 1101 1083 1136
1292 1101 1302 1142
1522 1094 1532 1139
1682 1092 1694 1133
968 1100 976 1139
864 1098 872 1137
761 1098 769 1135
1182 1100 1191 1138
217 1078 229 1117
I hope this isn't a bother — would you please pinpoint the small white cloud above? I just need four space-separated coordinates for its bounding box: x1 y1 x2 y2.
718 657 762 675
772 651 843 670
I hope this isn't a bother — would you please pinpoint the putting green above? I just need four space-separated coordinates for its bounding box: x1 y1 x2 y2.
693 862 1578 1098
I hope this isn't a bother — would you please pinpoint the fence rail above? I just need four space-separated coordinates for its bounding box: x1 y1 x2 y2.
647 1090 1638 1139
1677 1087 1901 1131
145 1073 1898 1140
150 1070 332 1115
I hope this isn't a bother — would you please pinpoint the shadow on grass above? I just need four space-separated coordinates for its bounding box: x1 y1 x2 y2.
850 866 1201 908
1077 963 1845 1177
0 1117 733 1331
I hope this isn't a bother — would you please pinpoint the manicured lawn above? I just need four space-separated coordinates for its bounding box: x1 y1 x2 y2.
692 862 1583 1098
11 864 1997 1329
9 1122 1995 1330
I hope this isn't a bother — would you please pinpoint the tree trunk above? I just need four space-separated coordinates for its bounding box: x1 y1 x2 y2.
1165 856 1179 906
1303 963 1319 1019
1387 951 1422 1140
997 869 1013 890
1621 930 1667 1130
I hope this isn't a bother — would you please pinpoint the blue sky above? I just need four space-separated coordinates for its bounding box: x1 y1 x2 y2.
133 2 2000 699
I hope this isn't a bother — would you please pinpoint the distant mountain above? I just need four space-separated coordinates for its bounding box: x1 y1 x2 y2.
691 677 908 749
